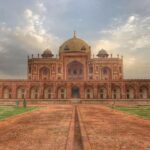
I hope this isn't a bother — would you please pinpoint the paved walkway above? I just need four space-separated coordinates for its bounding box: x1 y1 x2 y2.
78 105 150 150
0 105 150 150
0 105 73 150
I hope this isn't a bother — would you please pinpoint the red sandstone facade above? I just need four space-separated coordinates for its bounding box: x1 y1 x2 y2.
0 34 150 100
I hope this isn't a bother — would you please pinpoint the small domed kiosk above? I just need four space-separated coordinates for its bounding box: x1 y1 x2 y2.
97 49 109 58
41 49 54 58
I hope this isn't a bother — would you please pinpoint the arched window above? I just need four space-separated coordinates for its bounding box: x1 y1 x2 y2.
112 87 121 99
44 87 52 99
3 87 11 99
39 67 50 80
101 67 111 80
99 87 107 99
30 87 39 99
17 87 26 99
126 87 134 99
58 87 66 99
67 61 83 80
139 87 148 99
85 88 93 99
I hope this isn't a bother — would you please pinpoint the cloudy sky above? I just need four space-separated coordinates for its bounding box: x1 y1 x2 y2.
0 0 150 79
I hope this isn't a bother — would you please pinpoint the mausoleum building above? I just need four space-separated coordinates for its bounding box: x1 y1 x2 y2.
0 34 150 100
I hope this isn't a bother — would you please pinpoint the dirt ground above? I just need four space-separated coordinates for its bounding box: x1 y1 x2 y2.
0 104 150 150
78 105 150 150
0 105 73 150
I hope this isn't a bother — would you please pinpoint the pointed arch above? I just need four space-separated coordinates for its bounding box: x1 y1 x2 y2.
39 67 50 80
67 61 83 80
139 86 148 99
101 67 112 80
58 87 66 99
17 86 26 99
85 87 93 99
44 87 53 99
3 87 11 99
112 86 121 99
98 87 107 99
30 86 39 99
126 86 135 99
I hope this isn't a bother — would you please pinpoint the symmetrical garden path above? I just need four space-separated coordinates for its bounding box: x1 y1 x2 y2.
0 104 150 150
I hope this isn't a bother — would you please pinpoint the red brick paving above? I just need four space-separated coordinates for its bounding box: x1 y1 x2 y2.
0 105 150 150
78 105 150 150
0 105 73 150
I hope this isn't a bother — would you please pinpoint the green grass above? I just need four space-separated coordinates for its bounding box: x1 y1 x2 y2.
0 106 38 120
112 106 150 119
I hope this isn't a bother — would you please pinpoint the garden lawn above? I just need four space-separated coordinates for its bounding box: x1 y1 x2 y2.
113 106 150 119
0 106 37 120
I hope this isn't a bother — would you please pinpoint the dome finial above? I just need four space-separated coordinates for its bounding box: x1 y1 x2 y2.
73 30 76 38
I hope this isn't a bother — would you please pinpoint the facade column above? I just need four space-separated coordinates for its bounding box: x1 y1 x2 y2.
25 84 30 99
12 83 17 99
121 82 126 99
135 83 139 99
39 83 44 99
93 84 98 99
107 82 112 99
80 84 84 99
67 83 71 99
0 85 3 99
53 83 57 99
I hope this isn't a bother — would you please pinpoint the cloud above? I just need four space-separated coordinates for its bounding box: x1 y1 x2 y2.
0 7 60 79
0 0 150 79
0 0 74 79
93 15 150 78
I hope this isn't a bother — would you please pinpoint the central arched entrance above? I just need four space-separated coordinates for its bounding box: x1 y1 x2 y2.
72 86 80 98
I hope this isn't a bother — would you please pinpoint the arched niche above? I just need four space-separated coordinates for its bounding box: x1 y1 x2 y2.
67 61 83 80
30 87 39 99
98 87 107 99
85 87 93 99
101 67 112 80
126 87 135 99
39 67 50 80
71 86 80 98
139 86 148 99
112 86 121 99
44 87 53 99
58 87 66 99
17 87 26 99
3 87 11 99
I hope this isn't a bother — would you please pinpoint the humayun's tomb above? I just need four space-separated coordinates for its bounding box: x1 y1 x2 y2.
0 33 150 100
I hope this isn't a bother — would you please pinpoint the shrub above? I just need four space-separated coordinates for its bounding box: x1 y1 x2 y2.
23 99 27 108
